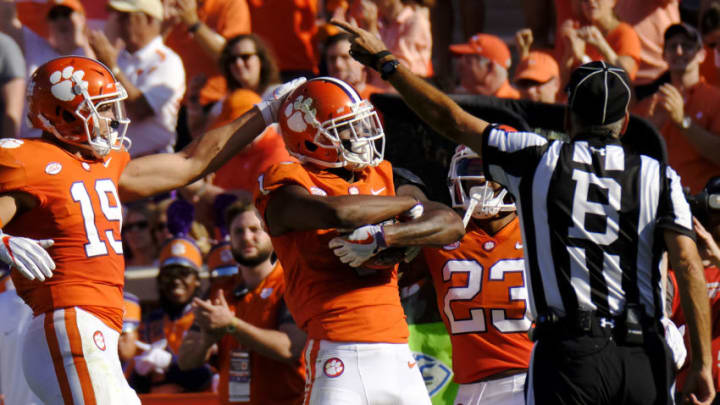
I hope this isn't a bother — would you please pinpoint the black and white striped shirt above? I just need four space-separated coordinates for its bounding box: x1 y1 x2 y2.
481 126 694 321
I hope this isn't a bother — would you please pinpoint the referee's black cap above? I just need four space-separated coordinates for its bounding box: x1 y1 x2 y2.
705 176 720 194
566 61 631 126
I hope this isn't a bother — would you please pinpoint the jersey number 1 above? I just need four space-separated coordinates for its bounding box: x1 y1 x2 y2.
71 180 123 257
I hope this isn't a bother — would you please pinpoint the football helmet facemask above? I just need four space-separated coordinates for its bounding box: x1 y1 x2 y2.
447 145 515 223
277 77 384 171
27 56 130 158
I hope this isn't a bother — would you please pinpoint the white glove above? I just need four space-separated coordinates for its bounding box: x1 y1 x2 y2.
0 233 55 281
256 77 307 125
329 224 388 267
400 201 424 221
661 317 687 371
134 339 172 376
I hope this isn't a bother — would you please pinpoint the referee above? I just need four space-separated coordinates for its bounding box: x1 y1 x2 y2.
334 21 716 405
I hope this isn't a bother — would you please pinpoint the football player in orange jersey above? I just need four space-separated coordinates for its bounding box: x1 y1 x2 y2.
0 55 304 405
254 76 465 405
178 199 306 405
417 146 533 405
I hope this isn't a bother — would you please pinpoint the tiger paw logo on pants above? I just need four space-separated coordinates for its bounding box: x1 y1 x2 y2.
50 66 88 101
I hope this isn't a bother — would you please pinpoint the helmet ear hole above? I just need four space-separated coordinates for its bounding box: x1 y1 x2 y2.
61 109 77 123
304 141 318 152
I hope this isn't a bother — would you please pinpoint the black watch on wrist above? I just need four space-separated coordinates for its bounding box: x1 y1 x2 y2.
380 59 399 80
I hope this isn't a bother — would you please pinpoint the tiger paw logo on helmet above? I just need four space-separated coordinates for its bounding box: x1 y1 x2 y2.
49 66 87 102
283 95 317 133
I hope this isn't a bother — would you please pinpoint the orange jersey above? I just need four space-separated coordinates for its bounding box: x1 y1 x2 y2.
422 217 533 383
213 264 305 405
247 0 318 73
254 161 408 343
633 79 720 193
1 139 130 331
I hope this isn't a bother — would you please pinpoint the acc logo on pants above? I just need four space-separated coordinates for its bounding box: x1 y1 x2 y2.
93 330 106 351
323 357 344 378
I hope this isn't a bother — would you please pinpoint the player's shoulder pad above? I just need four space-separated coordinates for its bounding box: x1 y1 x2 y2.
257 161 309 196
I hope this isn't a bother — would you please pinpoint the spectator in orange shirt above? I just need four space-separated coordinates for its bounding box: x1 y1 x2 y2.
179 199 306 405
614 0 680 85
323 32 383 100
247 0 319 81
559 0 642 82
450 33 521 99
164 0 251 107
634 23 720 193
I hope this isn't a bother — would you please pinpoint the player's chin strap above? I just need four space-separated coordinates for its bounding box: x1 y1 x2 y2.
462 197 480 228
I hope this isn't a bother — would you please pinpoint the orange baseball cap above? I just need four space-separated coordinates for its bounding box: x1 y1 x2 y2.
514 51 560 83
449 33 512 69
158 237 203 271
207 242 239 278
47 0 85 15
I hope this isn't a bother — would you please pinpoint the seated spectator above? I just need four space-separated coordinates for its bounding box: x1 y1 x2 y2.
131 235 213 393
700 2 720 86
615 0 680 85
178 200 306 404
0 0 94 138
514 50 562 103
633 23 720 193
123 202 160 267
351 0 432 90
323 32 384 99
89 0 185 157
120 292 142 379
449 33 520 98
559 0 641 82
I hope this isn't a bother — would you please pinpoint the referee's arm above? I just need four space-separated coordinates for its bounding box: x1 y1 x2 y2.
331 20 490 154
665 230 716 404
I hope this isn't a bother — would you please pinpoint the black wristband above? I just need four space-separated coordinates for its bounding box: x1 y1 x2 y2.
371 50 393 71
188 21 202 33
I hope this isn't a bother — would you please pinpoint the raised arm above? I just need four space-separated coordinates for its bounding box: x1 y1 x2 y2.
119 79 304 202
119 106 266 202
331 20 489 154
664 230 716 404
264 184 420 236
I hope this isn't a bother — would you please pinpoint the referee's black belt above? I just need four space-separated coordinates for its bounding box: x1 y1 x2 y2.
529 307 661 345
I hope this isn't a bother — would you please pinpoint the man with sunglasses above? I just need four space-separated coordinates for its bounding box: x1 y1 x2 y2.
88 0 185 158
634 23 720 193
